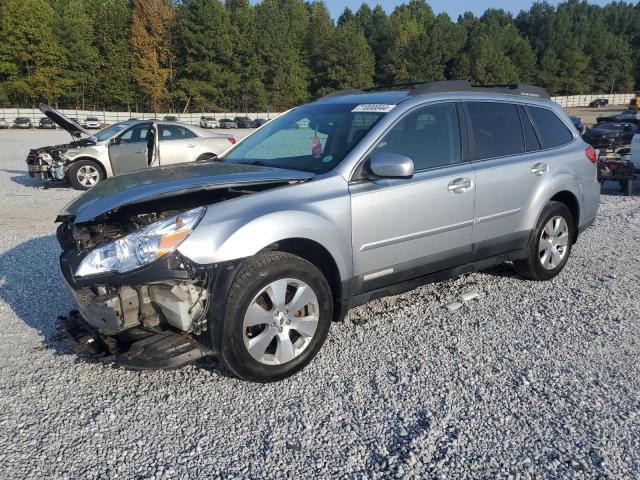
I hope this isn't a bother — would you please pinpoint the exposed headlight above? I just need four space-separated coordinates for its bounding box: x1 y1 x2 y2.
75 207 205 278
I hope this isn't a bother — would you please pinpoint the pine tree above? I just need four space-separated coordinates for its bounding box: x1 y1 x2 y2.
0 0 69 105
130 0 174 112
307 2 336 97
86 0 136 109
328 20 375 90
255 0 310 110
227 0 267 111
52 0 100 108
173 0 235 111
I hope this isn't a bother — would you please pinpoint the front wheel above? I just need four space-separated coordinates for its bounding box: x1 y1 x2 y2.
67 159 104 190
217 252 332 382
513 201 574 281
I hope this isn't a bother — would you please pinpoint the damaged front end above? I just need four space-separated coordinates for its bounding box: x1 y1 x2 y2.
27 140 94 182
54 161 313 369
57 200 218 369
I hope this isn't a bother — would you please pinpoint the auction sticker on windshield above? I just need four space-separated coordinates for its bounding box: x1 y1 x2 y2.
351 104 396 113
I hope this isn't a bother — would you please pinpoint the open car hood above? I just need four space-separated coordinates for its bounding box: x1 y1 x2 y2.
57 162 314 224
38 103 92 138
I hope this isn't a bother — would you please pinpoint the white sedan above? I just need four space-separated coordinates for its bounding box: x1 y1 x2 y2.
27 105 237 189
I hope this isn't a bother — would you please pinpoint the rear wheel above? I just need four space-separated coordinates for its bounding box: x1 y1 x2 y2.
218 252 332 382
67 159 104 190
513 201 574 281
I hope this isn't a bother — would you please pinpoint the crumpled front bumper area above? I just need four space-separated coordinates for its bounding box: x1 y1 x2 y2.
26 150 66 181
58 310 212 370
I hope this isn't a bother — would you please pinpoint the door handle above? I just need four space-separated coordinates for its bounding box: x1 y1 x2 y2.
134 149 144 154
530 163 549 176
447 178 473 193
187 144 197 148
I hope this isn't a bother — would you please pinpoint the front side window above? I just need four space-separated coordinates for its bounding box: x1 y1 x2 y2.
159 124 197 141
224 103 387 173
372 102 461 171
466 102 524 160
118 124 151 144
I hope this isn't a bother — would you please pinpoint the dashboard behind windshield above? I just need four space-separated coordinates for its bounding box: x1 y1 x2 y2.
224 103 387 173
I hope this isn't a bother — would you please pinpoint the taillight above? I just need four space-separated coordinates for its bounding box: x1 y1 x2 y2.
585 145 597 164
227 137 236 145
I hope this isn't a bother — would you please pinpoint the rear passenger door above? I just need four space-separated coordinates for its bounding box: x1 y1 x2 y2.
350 102 476 292
465 102 563 259
158 124 200 165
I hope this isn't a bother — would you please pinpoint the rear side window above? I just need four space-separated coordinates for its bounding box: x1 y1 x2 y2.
527 106 573 148
465 102 524 159
373 102 461 171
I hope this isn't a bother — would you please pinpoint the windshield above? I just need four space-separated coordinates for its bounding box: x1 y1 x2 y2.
94 122 132 141
224 103 386 173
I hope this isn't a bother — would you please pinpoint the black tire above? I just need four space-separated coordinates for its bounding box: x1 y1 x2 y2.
513 201 575 281
622 179 633 196
217 252 332 382
195 153 217 162
67 159 104 190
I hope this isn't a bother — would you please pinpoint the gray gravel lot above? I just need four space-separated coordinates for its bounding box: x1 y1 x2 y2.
0 129 639 478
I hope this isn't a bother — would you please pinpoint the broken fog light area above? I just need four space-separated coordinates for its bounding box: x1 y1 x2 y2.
75 206 204 277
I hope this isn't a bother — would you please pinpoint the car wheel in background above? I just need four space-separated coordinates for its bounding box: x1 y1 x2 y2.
218 252 332 382
195 153 217 162
513 201 574 281
67 159 104 190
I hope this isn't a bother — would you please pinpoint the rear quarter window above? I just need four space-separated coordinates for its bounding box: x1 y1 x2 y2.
527 106 574 149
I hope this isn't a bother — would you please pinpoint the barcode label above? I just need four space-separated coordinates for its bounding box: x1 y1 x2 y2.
351 104 396 113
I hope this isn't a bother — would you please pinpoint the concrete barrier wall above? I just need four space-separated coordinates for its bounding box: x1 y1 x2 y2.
550 93 635 108
1 92 637 124
0 108 283 125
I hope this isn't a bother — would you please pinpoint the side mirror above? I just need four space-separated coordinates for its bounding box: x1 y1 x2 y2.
109 137 120 146
368 151 414 179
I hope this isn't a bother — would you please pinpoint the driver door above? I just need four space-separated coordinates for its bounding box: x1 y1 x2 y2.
109 122 153 175
349 102 476 293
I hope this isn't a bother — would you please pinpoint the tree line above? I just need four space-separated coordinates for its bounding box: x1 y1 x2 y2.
0 0 638 112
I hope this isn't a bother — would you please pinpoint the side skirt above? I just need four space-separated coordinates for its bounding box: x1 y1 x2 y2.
340 248 529 314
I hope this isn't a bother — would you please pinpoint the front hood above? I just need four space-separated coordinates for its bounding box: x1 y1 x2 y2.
39 103 92 138
57 162 313 224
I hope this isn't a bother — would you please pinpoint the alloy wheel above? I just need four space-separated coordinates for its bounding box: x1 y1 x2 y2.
76 165 100 187
242 278 319 365
539 215 569 270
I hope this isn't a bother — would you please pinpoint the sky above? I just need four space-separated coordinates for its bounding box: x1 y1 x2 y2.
318 0 612 20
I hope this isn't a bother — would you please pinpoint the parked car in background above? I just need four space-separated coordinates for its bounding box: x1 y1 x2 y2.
83 117 102 129
39 117 56 129
0 118 8 129
570 116 584 134
129 117 141 121
234 116 254 128
54 80 599 382
199 116 219 129
589 98 609 108
583 122 639 148
27 104 236 190
218 118 238 129
253 118 268 128
14 117 32 128
628 134 640 172
164 115 178 121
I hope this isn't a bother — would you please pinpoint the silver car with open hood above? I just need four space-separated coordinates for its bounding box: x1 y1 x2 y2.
27 104 236 190
56 81 600 382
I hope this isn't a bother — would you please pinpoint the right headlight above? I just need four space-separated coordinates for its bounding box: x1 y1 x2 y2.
75 207 205 278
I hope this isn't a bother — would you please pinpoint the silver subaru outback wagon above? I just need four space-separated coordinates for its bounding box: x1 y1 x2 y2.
56 80 600 382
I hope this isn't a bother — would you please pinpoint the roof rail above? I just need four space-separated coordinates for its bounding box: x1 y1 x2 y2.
328 80 550 99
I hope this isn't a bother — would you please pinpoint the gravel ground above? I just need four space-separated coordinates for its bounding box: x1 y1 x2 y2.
0 129 639 479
